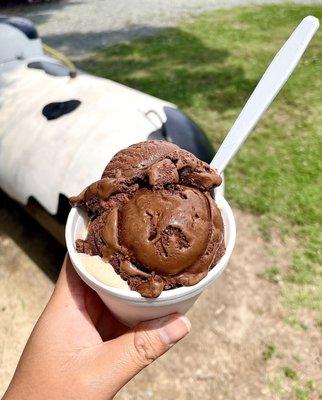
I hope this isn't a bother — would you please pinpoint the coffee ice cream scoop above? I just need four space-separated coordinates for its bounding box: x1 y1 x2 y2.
70 140 225 298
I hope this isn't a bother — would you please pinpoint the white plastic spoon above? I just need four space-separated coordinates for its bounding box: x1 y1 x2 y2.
211 16 319 174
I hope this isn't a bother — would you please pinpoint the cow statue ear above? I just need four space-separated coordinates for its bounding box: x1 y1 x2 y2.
0 15 38 39
28 61 70 77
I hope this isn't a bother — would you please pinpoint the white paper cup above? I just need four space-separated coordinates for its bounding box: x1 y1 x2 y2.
66 194 236 327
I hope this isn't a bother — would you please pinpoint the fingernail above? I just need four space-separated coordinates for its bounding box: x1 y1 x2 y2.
157 315 191 346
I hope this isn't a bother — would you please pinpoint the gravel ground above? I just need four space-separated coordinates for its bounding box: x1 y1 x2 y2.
2 0 321 58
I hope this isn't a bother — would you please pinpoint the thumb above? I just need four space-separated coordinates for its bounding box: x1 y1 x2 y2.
89 314 191 398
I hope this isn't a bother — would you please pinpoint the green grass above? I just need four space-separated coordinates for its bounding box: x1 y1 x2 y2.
283 366 298 380
258 266 281 284
285 315 308 331
262 343 276 361
81 5 322 316
269 370 315 399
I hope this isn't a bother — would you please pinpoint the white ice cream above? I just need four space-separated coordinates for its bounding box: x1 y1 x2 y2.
77 253 130 290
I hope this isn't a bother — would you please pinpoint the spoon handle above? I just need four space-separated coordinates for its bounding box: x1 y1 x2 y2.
211 16 319 174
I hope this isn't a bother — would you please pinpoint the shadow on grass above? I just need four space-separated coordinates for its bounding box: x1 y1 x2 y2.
80 27 257 114
41 25 165 57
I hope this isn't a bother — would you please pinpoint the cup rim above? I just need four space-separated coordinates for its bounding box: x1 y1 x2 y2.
66 194 236 303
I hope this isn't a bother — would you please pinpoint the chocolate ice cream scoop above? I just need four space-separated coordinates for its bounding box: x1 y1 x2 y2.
70 140 225 298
